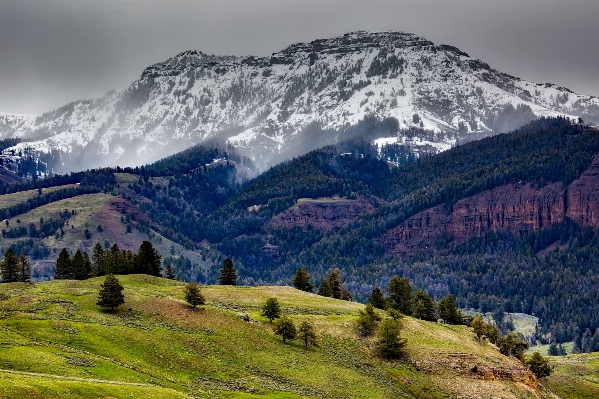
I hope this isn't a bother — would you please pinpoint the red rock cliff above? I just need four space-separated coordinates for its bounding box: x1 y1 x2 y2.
381 153 599 254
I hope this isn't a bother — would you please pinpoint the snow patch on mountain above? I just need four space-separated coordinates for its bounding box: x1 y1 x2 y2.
0 31 597 175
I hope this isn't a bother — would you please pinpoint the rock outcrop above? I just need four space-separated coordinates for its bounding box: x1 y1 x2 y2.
381 153 599 254
270 196 381 232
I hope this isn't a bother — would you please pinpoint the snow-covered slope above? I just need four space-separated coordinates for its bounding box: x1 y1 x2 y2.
1 31 597 174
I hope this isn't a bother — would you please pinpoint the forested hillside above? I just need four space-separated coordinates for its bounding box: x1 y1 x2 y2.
0 116 598 350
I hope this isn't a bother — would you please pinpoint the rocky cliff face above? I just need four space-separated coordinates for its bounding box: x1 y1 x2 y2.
381 153 599 254
270 196 380 231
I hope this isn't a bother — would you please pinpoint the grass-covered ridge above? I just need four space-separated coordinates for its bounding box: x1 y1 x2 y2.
0 275 558 398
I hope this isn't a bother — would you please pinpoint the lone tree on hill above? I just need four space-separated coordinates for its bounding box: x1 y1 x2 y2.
274 316 296 344
369 287 387 310
55 248 72 279
297 320 318 350
293 268 314 292
184 282 205 309
218 258 237 285
18 252 31 283
527 352 553 378
1 248 19 283
165 262 176 280
261 298 281 323
376 319 407 359
387 276 412 315
96 274 125 312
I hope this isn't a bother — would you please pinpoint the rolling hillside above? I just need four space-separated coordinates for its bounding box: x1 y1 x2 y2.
0 275 566 398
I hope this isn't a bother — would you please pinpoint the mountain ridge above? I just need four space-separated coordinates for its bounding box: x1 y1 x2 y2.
1 30 597 175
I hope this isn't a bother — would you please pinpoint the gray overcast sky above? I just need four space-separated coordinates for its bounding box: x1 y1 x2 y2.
1 0 598 115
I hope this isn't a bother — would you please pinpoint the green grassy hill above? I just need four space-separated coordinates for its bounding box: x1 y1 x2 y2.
0 185 214 281
0 275 568 398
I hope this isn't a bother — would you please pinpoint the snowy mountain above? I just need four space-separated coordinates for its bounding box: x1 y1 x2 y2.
1 31 598 175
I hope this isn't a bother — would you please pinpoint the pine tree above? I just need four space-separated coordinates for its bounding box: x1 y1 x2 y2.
91 242 105 277
376 319 406 359
72 249 86 280
274 316 296 344
471 315 486 341
108 244 120 274
327 269 343 299
83 252 92 279
411 290 436 321
17 252 31 283
297 320 318 350
548 342 559 356
0 248 19 283
165 262 176 279
184 282 205 309
317 278 332 297
117 250 135 275
261 298 281 323
526 352 553 378
387 276 412 315
438 294 461 324
218 258 237 285
357 303 382 337
96 274 125 312
292 268 314 292
135 241 162 276
369 287 387 310
55 248 72 279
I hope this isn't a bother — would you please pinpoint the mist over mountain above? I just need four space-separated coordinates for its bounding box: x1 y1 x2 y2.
0 30 598 176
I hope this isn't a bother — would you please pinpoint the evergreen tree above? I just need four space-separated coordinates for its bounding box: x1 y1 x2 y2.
558 343 567 356
108 243 120 274
261 297 281 323
292 268 314 292
438 294 461 324
0 248 19 283
548 342 559 356
91 242 105 277
297 320 318 350
274 316 296 344
72 249 87 280
357 303 382 337
369 287 387 310
184 282 205 309
317 278 332 297
117 250 135 275
96 274 125 312
376 319 406 359
135 241 162 276
387 276 412 315
17 252 31 283
498 332 529 361
165 262 176 279
471 315 486 341
218 258 237 285
55 248 72 279
327 269 343 299
83 252 92 279
526 352 553 378
411 290 436 321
